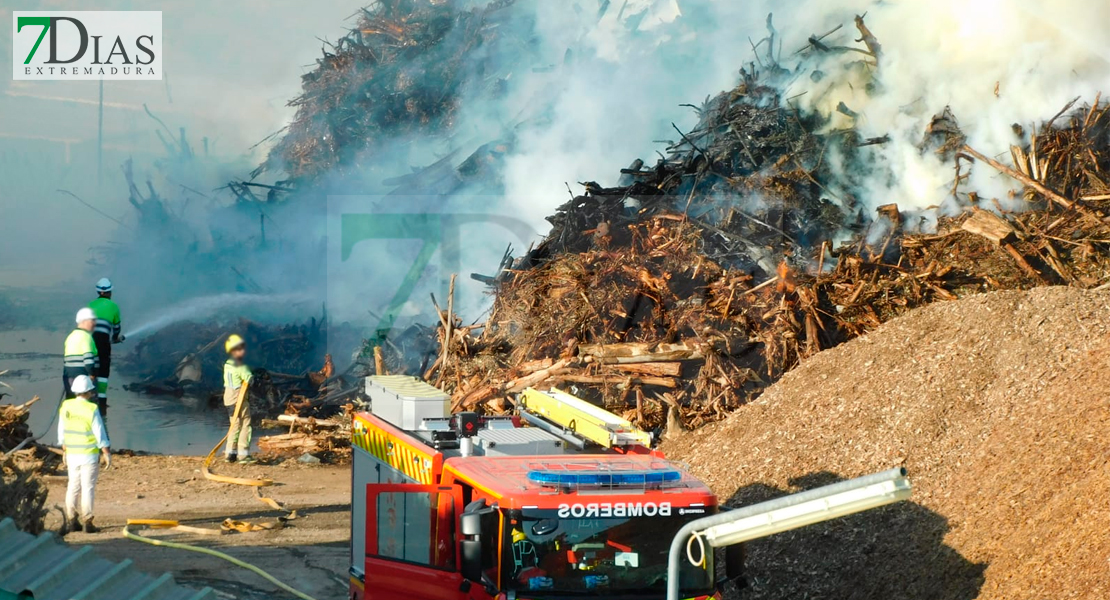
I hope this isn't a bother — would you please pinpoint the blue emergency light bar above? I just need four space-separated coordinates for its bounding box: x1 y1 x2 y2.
527 468 682 488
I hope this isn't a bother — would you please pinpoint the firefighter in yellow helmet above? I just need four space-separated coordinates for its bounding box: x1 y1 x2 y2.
223 334 254 464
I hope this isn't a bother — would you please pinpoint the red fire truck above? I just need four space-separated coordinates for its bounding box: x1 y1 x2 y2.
349 376 738 600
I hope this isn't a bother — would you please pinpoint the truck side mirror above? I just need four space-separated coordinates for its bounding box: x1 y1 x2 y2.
459 499 497 586
460 499 492 536
724 543 747 587
460 539 483 582
460 512 482 537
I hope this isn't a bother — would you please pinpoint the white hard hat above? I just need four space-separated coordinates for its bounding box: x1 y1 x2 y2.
95 278 113 293
71 375 96 394
75 307 97 323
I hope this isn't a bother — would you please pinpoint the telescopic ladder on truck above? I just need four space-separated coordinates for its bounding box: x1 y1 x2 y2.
517 387 653 450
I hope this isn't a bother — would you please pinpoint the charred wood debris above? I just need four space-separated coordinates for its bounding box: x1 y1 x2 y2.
0 390 49 534
121 318 358 458
402 97 1110 434
127 3 1110 444
347 9 1110 434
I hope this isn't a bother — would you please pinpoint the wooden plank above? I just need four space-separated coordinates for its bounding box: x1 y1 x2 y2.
578 342 658 358
500 358 573 394
555 374 678 388
1002 243 1044 280
258 432 322 452
374 346 386 376
961 209 1016 245
277 414 341 428
594 350 705 364
609 362 683 377
579 341 705 362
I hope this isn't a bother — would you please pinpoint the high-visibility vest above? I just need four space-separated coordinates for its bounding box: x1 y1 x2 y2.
60 398 100 455
88 297 122 339
224 360 252 391
63 329 98 371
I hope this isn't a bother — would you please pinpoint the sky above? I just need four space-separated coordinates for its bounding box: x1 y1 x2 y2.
0 0 365 287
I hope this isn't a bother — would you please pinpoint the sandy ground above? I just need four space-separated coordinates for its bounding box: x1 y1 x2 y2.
43 455 352 600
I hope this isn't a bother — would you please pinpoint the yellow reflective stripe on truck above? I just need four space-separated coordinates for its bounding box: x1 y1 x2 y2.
352 416 436 484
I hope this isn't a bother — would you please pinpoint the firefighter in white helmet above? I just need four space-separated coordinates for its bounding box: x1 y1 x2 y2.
63 308 99 405
59 374 111 535
88 278 124 420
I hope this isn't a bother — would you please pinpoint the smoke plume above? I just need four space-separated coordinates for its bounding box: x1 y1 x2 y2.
6 0 1109 344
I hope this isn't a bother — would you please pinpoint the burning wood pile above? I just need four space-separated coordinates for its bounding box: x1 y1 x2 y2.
395 89 1110 431
121 318 358 419
258 0 523 183
262 6 1110 432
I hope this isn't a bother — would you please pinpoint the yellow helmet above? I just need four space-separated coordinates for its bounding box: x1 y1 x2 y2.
225 334 245 354
511 528 526 544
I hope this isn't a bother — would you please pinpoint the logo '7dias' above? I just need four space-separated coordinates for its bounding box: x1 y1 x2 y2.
12 11 162 81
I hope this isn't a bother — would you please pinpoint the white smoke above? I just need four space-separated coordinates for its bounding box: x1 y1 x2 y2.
790 0 1110 211
481 0 1110 231
321 0 1110 326
11 0 1109 337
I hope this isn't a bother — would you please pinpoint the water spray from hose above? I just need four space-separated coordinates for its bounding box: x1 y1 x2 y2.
124 292 316 339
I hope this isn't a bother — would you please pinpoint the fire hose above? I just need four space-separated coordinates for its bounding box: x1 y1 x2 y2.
122 522 319 600
202 381 273 487
123 382 313 599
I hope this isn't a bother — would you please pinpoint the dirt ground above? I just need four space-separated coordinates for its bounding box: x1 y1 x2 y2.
664 286 1110 600
43 455 352 600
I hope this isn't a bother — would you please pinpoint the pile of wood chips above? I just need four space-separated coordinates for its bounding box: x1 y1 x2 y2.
663 287 1110 600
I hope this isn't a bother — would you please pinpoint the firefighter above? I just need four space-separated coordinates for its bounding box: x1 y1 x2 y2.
88 278 124 420
223 334 255 464
64 308 99 405
59 375 111 535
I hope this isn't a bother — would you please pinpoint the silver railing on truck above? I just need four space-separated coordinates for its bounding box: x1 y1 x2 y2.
666 467 912 600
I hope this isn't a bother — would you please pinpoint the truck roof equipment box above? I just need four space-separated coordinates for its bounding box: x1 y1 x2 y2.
365 375 450 430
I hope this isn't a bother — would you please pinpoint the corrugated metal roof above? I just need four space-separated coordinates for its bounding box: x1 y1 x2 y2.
0 518 216 600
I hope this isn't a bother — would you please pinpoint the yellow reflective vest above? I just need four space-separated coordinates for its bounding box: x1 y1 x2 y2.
60 397 100 455
223 360 252 390
223 360 252 406
63 329 99 375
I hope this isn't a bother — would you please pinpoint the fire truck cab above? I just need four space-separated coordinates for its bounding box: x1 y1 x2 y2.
350 376 722 600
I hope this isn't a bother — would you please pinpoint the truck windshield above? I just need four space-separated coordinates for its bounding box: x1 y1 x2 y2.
502 507 714 597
